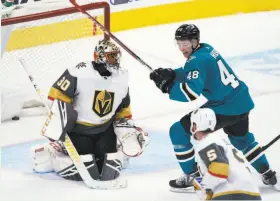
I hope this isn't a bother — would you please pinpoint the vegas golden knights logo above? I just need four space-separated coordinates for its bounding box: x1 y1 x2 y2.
93 90 114 117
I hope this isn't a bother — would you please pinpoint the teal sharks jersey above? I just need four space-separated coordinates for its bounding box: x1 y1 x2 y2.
169 43 254 115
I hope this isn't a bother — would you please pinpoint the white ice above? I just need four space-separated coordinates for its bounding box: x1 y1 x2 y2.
1 10 280 200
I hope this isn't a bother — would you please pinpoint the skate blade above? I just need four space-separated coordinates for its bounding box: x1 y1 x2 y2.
273 183 280 191
271 175 280 191
169 186 195 193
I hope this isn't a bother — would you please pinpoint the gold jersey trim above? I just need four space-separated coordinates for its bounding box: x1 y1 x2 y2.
48 87 72 104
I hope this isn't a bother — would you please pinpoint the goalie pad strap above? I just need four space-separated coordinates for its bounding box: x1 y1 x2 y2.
56 154 100 181
100 154 122 181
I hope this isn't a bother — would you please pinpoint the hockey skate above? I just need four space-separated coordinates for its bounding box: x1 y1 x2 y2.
262 170 280 191
169 171 200 193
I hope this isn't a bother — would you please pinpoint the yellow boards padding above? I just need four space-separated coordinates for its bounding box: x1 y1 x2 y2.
110 0 280 32
6 0 280 51
6 16 104 51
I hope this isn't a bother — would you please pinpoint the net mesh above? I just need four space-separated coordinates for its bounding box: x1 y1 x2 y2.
1 2 109 110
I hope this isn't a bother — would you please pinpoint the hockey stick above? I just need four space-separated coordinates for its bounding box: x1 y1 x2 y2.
69 0 153 71
19 59 127 190
71 0 280 153
262 134 280 151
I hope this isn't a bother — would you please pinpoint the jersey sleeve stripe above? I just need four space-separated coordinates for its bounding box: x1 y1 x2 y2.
185 82 199 99
48 87 72 104
115 106 132 120
181 83 197 101
180 83 191 101
208 162 229 178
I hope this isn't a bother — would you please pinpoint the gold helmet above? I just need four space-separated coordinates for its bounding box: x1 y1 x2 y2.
94 40 121 70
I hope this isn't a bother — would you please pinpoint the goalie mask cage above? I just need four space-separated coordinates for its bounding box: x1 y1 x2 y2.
1 2 110 117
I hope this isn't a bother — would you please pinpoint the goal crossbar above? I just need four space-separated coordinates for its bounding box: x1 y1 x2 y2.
2 1 110 40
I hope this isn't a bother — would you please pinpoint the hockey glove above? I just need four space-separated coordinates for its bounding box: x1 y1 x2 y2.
152 68 176 80
114 118 149 157
193 177 214 200
150 68 175 94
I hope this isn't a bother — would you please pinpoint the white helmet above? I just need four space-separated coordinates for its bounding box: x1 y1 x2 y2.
94 39 121 71
190 108 216 135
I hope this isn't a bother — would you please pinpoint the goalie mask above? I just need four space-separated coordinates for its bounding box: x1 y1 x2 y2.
94 40 121 72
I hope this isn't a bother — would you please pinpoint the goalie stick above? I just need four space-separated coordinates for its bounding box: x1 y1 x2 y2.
19 59 127 190
69 0 153 72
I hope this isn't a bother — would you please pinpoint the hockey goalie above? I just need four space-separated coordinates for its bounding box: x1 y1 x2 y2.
31 40 149 185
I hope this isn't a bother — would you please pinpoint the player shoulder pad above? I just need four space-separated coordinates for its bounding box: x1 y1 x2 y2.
184 54 211 72
68 61 91 77
75 62 88 69
120 68 129 78
187 55 197 63
116 68 129 85
198 141 228 166
192 133 225 152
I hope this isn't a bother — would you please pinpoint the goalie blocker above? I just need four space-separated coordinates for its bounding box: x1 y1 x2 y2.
33 99 148 181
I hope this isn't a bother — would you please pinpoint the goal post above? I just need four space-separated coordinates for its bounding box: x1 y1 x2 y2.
2 2 110 47
0 1 110 121
2 2 110 27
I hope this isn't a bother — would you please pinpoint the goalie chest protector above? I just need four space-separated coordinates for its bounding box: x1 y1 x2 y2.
69 61 129 125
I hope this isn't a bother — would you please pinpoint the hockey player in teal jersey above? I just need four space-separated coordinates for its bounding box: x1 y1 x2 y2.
150 24 279 192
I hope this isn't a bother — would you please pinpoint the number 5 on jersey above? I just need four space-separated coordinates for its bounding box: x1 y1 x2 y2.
207 149 217 161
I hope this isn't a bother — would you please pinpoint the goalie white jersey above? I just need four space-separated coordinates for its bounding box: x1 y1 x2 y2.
191 133 261 200
48 61 132 135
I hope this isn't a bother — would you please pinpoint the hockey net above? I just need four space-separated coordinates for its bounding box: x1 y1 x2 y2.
1 1 110 121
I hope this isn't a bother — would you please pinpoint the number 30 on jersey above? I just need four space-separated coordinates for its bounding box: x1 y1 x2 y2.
57 76 70 91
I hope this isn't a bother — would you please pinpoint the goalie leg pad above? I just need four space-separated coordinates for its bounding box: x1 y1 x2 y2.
54 154 100 181
100 153 122 181
31 142 61 173
32 141 100 180
31 141 67 173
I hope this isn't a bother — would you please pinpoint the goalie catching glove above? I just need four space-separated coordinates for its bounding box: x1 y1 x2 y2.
114 118 149 157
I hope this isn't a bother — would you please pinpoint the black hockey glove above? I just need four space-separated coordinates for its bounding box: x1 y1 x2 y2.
152 68 176 80
150 68 175 94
